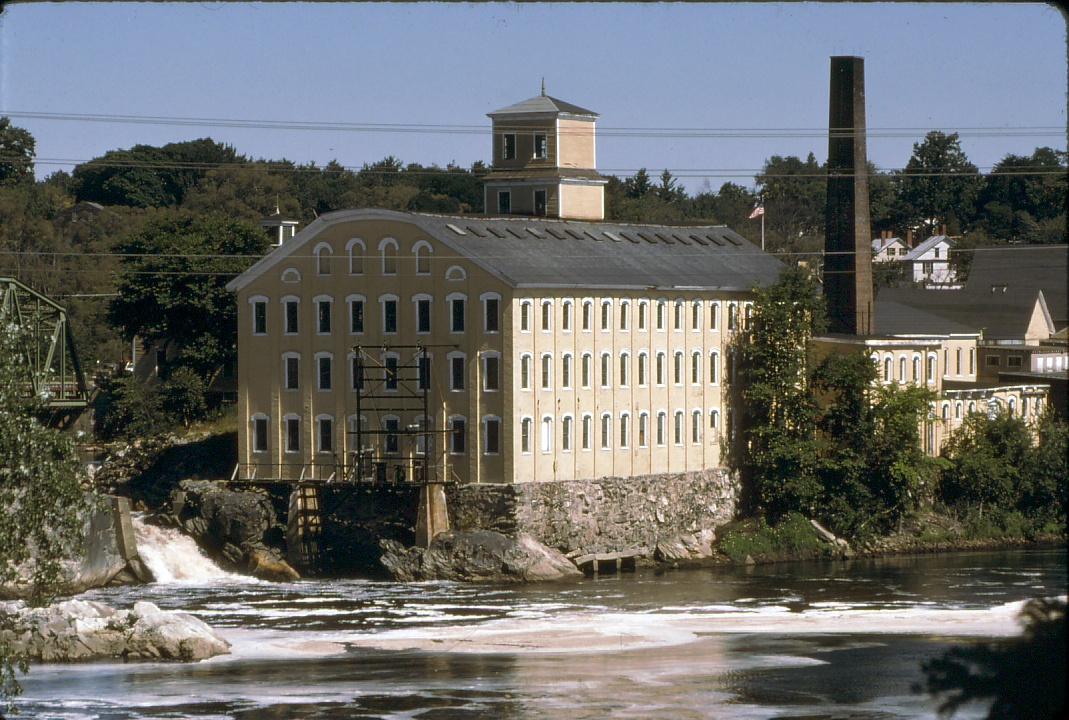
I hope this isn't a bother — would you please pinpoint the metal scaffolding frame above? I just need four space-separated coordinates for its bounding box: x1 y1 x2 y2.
0 276 89 410
349 343 456 485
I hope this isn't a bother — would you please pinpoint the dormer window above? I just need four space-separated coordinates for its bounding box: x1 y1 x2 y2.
533 134 547 159
502 134 516 160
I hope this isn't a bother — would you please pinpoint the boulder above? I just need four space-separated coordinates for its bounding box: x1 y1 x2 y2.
654 528 716 562
166 480 298 582
0 599 230 662
380 530 582 583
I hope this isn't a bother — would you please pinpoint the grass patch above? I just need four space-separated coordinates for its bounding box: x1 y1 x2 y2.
718 513 831 564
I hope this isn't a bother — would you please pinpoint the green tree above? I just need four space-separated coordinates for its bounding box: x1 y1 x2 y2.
973 148 1067 243
755 153 826 253
1 326 90 704
939 410 1032 517
159 367 208 429
1019 412 1068 525
920 598 1066 719
624 168 653 199
656 169 687 203
735 267 827 518
108 214 268 383
0 117 35 187
894 132 983 236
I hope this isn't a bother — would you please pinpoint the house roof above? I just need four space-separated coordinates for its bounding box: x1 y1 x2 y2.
226 208 784 293
903 234 951 261
874 285 1049 340
487 95 598 118
961 244 1067 330
871 236 905 254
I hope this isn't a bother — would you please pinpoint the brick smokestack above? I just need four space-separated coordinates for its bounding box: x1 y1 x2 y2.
823 56 873 335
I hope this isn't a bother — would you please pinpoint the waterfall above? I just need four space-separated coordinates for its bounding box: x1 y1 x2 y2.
131 515 254 584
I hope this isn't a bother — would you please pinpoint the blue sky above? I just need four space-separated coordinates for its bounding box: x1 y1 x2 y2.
2 2 1065 193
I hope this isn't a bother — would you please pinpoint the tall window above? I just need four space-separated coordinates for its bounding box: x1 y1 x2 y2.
541 416 553 453
899 357 907 382
656 352 665 385
541 354 552 389
498 191 511 214
638 302 647 330
619 301 629 331
484 417 501 455
534 189 547 216
252 416 268 453
674 352 683 385
414 242 431 275
709 410 719 432
581 353 592 388
483 295 500 333
969 348 975 374
562 416 572 452
520 301 531 332
381 239 397 275
728 303 738 330
541 300 552 331
582 301 592 331
285 416 300 453
520 354 531 390
709 302 719 330
521 418 533 453
383 298 398 334
315 244 332 276
883 357 892 382
450 354 466 391
619 353 629 387
674 411 683 445
692 301 701 330
416 298 431 333
252 300 267 335
502 133 516 160
600 352 611 388
450 417 466 454
284 298 299 334
316 298 332 334
562 301 572 331
691 351 701 384
927 355 936 383
450 295 466 333
619 414 630 449
912 356 920 382
351 356 363 391
349 297 364 334
418 355 431 391
317 416 333 453
483 354 500 391
638 413 648 447
562 354 572 389
600 413 611 450
348 239 365 275
582 415 592 450
956 348 962 374
384 355 399 391
533 133 547 159
656 300 666 330
709 352 719 384
384 417 400 455
691 410 701 443
638 353 648 386
284 354 300 390
656 412 666 446
673 300 683 330
317 354 332 391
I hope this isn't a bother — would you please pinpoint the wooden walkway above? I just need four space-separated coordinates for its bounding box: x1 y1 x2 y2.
572 548 648 575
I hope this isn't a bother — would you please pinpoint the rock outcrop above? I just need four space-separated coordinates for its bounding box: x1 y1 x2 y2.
165 480 299 582
653 529 716 563
379 530 582 583
0 599 230 662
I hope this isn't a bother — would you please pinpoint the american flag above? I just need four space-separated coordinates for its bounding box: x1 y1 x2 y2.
748 205 765 219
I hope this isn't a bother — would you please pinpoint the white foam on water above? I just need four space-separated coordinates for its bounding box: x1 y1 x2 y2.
131 515 256 584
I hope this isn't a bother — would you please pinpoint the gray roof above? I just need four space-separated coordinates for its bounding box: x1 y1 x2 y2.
488 94 598 118
962 245 1067 330
903 234 951 261
875 285 1046 340
227 209 785 293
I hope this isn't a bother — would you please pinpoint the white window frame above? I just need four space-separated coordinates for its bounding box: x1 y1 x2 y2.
638 300 648 331
561 300 572 333
581 413 593 451
600 300 612 332
249 295 268 336
447 292 467 334
692 410 702 444
449 415 467 455
674 410 684 446
619 300 630 331
282 352 300 391
581 299 593 331
448 351 466 392
413 293 433 335
346 238 365 275
709 351 719 385
561 353 573 390
600 351 612 388
413 240 433 275
481 292 501 334
379 237 399 275
520 300 532 332
251 413 269 453
313 295 333 336
482 415 502 456
561 414 573 453
637 351 648 387
541 299 553 332
691 300 701 331
656 411 666 446
581 352 592 389
315 351 333 392
638 412 649 448
380 294 399 335
315 414 334 454
600 412 612 450
281 295 300 335
520 353 532 391
619 352 630 388
347 294 366 335
482 351 501 392
382 352 400 393
520 416 533 454
283 414 301 454
540 415 553 454
691 351 702 385
314 242 333 276
540 353 553 390
673 300 684 331
709 302 719 331
619 412 630 449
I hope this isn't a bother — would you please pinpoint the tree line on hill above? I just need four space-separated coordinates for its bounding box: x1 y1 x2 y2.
0 116 1065 434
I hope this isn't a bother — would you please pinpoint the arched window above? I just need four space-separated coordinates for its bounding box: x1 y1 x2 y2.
619 413 630 449
638 352 648 386
912 355 921 382
955 402 962 419
581 353 592 388
673 300 684 330
562 415 573 452
562 353 572 389
656 411 667 446
638 301 648 330
941 403 949 421
656 352 666 386
620 300 630 331
673 351 683 385
656 300 666 330
521 417 533 453
520 300 532 332
673 411 684 445
692 410 702 443
884 356 892 382
379 238 398 275
541 300 553 331
600 413 612 450
346 238 365 275
600 300 611 331
582 300 593 331
728 303 738 330
691 351 701 384
899 357 907 383
709 302 719 330
927 354 937 383
955 347 962 375
638 412 649 447
619 352 629 387
540 353 554 390
744 303 753 329
413 240 432 275
520 354 532 390
445 265 466 282
691 301 701 330
561 300 572 332
540 416 554 453
581 414 593 450
600 352 611 388
709 352 719 384
1008 397 1017 416
314 243 333 276
709 409 719 432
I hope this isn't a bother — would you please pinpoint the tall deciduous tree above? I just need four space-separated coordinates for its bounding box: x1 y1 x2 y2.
108 214 268 381
0 117 35 187
894 131 982 235
755 153 826 253
1 327 90 704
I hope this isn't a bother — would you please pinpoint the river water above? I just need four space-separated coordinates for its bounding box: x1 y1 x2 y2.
15 521 1066 719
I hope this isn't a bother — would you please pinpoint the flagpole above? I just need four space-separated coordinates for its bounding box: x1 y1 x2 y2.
761 212 765 251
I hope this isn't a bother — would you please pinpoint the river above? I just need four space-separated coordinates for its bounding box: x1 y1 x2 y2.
14 521 1066 719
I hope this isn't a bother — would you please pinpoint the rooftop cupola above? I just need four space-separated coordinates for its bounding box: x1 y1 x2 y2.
483 84 607 221
260 203 300 248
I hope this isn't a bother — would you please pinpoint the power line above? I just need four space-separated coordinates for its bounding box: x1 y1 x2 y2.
7 155 1066 179
2 109 1064 139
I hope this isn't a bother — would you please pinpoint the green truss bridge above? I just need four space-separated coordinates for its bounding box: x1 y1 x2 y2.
1 276 89 417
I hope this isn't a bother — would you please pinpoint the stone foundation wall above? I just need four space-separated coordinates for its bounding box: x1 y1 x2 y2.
447 468 738 556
